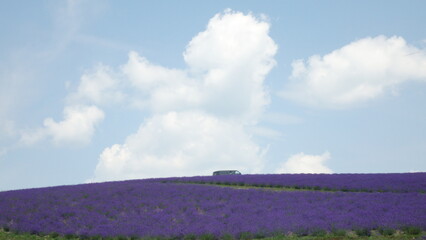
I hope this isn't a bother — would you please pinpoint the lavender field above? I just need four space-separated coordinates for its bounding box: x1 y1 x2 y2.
0 173 425 239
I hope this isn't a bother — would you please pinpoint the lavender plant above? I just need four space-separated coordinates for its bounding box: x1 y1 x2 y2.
0 174 425 239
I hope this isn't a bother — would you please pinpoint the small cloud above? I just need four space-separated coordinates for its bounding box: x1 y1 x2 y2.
20 105 104 146
67 64 125 105
276 152 332 174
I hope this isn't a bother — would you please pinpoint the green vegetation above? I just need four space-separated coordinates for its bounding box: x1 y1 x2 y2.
173 181 336 192
172 180 426 194
1 230 425 240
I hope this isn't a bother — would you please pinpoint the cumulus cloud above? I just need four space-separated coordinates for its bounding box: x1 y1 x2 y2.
276 152 332 174
184 10 277 122
68 64 125 105
22 9 277 153
20 105 104 146
19 64 111 147
44 105 104 145
91 111 265 181
184 9 276 72
120 10 277 123
122 52 202 112
280 35 426 109
78 10 277 123
89 10 277 181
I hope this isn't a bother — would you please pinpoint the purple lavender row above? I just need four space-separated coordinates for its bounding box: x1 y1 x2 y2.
162 173 426 193
0 179 425 238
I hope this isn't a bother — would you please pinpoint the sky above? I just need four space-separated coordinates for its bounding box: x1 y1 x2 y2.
1 0 426 191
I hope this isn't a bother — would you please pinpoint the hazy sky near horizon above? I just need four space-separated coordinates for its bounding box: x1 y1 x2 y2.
1 0 426 191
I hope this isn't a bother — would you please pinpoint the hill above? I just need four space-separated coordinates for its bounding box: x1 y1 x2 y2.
0 173 425 239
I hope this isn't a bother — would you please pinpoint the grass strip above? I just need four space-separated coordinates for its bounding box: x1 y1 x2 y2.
171 181 343 193
168 181 425 194
1 230 425 240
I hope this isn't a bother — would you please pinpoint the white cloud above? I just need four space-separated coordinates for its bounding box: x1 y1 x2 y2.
280 35 426 109
88 10 277 181
184 10 277 123
276 152 332 174
90 111 265 182
68 9 276 122
122 52 202 112
68 64 125 105
4 0 108 149
20 105 104 146
118 10 277 123
184 9 276 73
44 105 104 145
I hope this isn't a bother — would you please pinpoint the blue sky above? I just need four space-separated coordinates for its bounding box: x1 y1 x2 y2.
1 0 426 191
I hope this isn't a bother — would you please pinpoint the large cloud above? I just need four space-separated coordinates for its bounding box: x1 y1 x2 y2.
91 111 264 181
276 152 332 174
90 10 277 181
186 10 277 123
280 35 426 109
77 9 277 123
121 10 277 123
